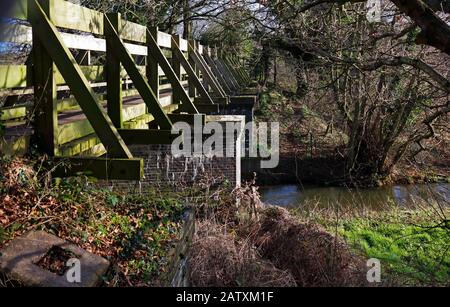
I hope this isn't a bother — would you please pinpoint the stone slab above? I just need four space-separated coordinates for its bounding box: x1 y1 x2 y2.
0 231 109 287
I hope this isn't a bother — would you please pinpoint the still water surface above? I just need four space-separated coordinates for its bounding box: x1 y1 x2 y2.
260 183 450 210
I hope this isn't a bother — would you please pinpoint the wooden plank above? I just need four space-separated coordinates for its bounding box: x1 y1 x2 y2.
216 58 239 92
223 56 245 85
0 65 28 89
194 96 228 106
168 114 206 126
121 20 146 43
54 65 146 85
58 101 146 145
188 40 198 98
104 17 173 130
197 46 228 95
105 13 123 128
0 25 147 56
50 0 104 35
179 38 188 52
188 43 226 98
203 53 232 95
228 55 251 83
171 35 183 105
58 104 179 150
147 30 198 114
55 66 104 84
29 0 132 158
227 55 250 84
157 31 172 49
0 105 28 121
172 37 214 105
221 57 245 89
63 32 147 55
118 129 180 145
52 157 144 180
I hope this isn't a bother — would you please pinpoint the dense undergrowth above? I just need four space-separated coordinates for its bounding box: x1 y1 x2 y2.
256 87 450 187
188 180 368 287
1 157 448 287
0 157 186 286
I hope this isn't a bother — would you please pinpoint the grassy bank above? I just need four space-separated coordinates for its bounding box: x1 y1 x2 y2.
292 206 450 286
0 158 187 286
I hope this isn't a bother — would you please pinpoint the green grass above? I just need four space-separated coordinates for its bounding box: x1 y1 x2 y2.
340 215 450 285
311 209 450 286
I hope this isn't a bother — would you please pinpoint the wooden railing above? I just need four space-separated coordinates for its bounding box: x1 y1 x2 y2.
0 0 252 180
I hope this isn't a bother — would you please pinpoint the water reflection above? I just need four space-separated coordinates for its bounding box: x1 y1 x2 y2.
260 183 450 210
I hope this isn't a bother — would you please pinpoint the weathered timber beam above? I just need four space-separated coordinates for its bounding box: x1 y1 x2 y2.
188 43 226 98
118 129 180 145
52 157 143 180
202 54 233 95
194 97 229 106
104 16 173 130
105 13 123 128
28 0 132 158
146 29 198 114
215 58 240 92
226 55 250 84
221 56 244 86
168 114 206 126
171 37 214 105
195 104 220 114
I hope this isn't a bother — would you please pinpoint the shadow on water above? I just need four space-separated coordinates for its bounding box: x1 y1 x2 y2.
260 183 450 210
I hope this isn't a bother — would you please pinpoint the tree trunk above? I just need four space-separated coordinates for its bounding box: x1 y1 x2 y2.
182 0 193 40
295 60 307 96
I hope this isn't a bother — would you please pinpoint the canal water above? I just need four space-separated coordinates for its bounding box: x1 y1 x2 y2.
260 183 450 210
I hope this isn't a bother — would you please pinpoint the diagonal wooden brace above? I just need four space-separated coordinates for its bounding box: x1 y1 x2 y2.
171 37 215 106
188 43 226 98
146 30 198 114
104 16 173 130
28 0 132 158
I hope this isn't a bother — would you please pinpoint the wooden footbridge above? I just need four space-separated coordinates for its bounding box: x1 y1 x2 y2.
0 0 256 180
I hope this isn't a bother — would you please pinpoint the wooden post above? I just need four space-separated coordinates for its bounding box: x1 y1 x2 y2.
188 39 198 98
31 0 58 156
171 34 183 105
147 27 160 103
203 46 211 93
105 13 123 128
